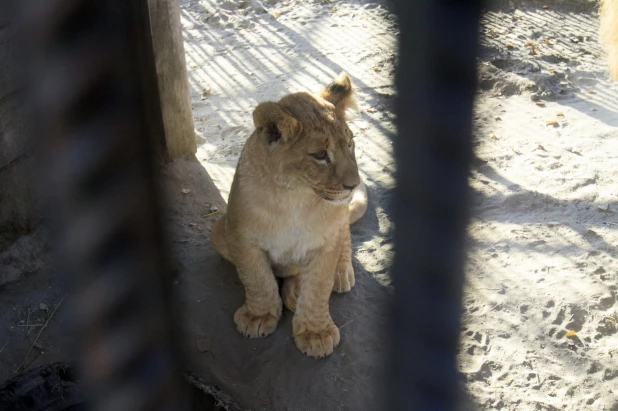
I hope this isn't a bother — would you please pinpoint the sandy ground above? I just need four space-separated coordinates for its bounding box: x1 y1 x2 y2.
180 0 618 409
463 3 618 410
1 0 617 410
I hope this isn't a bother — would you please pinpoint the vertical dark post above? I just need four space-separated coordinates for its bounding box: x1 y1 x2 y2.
20 1 187 410
147 0 197 159
387 0 482 409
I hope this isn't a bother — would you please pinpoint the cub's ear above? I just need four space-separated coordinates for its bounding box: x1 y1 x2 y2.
320 72 358 118
253 102 300 145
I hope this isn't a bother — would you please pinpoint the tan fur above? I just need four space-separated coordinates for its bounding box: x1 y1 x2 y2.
210 73 367 358
600 0 618 80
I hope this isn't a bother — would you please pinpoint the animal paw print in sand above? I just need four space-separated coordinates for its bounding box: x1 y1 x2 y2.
544 301 589 347
463 330 491 356
595 311 617 340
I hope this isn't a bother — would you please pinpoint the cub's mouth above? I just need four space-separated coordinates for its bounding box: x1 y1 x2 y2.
315 189 352 204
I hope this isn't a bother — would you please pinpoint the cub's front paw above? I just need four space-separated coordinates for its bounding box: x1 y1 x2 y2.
234 303 281 338
293 321 340 358
333 259 355 293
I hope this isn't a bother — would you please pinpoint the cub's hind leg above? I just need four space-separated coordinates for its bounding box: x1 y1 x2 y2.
333 227 355 293
278 264 301 312
282 274 301 312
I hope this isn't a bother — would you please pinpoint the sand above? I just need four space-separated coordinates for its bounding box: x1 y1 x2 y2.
463 3 618 410
180 0 617 409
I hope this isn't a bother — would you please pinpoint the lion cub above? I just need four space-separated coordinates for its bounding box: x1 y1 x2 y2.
210 73 367 358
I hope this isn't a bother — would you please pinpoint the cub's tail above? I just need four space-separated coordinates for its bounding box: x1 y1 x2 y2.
600 0 618 80
349 179 368 225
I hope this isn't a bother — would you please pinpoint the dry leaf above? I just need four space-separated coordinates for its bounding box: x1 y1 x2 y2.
491 134 499 140
565 330 577 337
366 108 376 113
505 43 514 49
372 67 382 72
511 147 522 154
543 5 549 9
525 41 536 47
536 101 546 107
201 88 212 101
495 116 502 120
566 148 582 156
547 119 558 126
273 11 280 18
181 188 191 194
600 274 606 281
587 88 596 94
544 38 551 44
556 112 564 117
538 144 547 151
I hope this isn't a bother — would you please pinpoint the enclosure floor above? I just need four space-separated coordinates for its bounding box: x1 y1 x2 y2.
164 157 389 411
2 0 618 410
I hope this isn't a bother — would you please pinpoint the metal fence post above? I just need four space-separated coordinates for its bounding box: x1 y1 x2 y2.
387 0 482 409
20 1 188 409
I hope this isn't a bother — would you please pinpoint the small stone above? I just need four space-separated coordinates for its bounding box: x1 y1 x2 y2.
209 205 219 213
39 303 48 311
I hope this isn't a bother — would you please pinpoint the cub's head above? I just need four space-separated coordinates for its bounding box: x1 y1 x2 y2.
252 72 360 203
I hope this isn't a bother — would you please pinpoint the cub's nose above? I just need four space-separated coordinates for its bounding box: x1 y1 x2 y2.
343 183 358 191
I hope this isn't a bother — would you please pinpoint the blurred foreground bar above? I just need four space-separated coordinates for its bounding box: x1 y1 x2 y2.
387 0 482 409
20 0 187 410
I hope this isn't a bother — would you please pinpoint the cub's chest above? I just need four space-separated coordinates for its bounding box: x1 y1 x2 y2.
259 221 325 265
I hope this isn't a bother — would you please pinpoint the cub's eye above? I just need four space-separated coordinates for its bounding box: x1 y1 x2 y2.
311 150 329 161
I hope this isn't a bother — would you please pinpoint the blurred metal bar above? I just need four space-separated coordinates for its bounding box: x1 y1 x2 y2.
387 0 482 409
19 0 187 410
